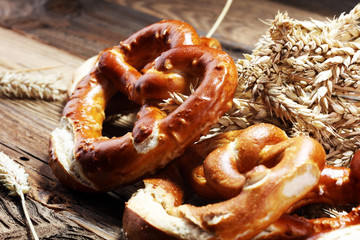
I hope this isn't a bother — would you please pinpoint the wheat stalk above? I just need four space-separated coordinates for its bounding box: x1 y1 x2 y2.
0 68 67 101
206 0 233 38
0 151 39 240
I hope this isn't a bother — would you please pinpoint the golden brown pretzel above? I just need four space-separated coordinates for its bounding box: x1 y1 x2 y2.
49 20 237 192
181 124 289 199
256 150 360 239
123 123 326 240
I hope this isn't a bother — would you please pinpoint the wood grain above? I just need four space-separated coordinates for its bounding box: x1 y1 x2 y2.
0 0 160 59
1 0 358 59
106 0 359 56
2 0 358 60
0 188 105 239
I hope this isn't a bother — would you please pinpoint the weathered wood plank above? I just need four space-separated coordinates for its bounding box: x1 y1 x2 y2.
0 0 160 59
107 0 359 55
0 187 106 239
1 0 357 63
2 0 358 61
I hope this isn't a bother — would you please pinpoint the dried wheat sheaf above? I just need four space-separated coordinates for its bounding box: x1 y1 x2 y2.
163 4 360 167
234 4 360 167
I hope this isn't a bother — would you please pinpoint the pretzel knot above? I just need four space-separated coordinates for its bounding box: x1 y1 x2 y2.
123 123 326 240
49 20 237 192
257 150 360 239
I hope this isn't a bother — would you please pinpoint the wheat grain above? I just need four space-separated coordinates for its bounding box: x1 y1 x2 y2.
0 152 30 196
0 69 66 101
0 151 38 240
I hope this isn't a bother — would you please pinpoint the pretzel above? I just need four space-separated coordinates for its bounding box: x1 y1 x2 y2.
179 124 290 200
255 150 360 239
49 20 237 192
123 123 326 240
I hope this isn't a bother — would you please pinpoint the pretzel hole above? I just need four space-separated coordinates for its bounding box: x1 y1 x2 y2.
136 63 202 106
102 92 140 138
102 112 138 138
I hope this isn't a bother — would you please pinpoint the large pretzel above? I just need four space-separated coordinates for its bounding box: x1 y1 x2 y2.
123 123 326 240
49 20 237 192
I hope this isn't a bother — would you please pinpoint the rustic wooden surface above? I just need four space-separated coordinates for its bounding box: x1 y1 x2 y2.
0 0 358 239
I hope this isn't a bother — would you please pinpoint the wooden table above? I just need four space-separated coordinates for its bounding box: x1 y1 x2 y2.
0 0 358 239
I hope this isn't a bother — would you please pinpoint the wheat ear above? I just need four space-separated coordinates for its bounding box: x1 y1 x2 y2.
0 151 39 240
0 67 66 101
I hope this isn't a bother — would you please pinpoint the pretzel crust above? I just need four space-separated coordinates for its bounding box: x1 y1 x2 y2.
255 150 360 239
49 20 237 192
123 123 326 239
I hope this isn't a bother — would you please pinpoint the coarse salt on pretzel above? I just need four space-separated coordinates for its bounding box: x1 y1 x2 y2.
49 20 237 192
123 123 326 240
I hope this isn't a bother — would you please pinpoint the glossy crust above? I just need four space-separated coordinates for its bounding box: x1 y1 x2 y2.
123 123 326 240
49 20 238 192
178 137 325 240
